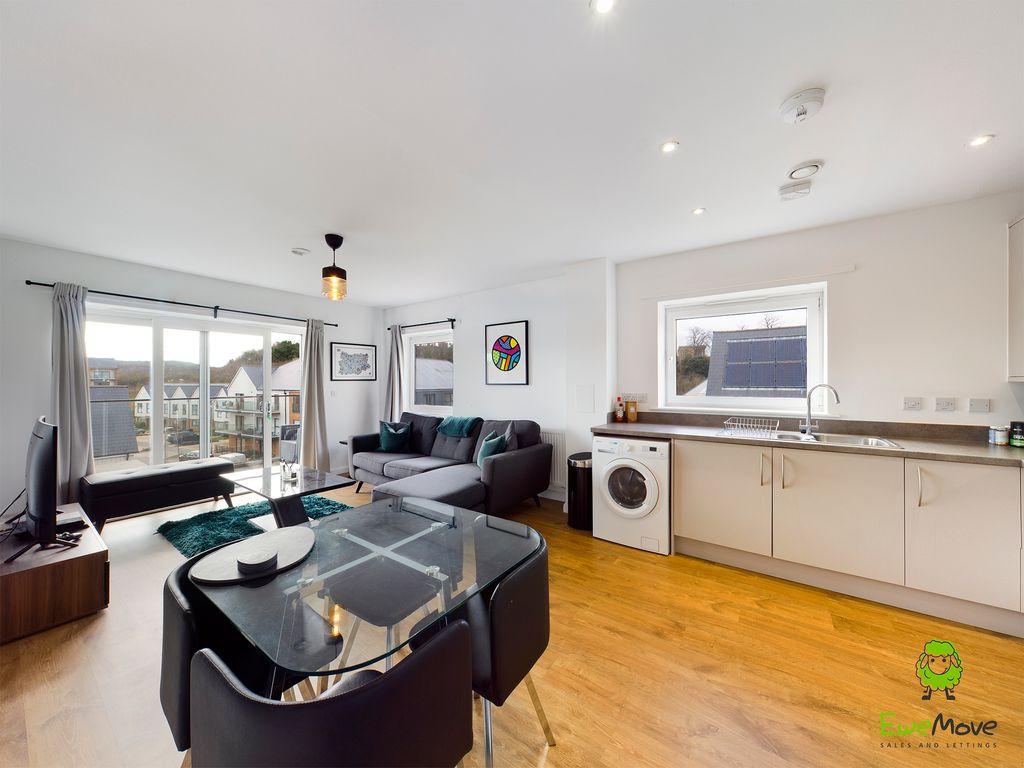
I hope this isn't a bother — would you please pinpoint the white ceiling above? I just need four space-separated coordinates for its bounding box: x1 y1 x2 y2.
2 1 1022 307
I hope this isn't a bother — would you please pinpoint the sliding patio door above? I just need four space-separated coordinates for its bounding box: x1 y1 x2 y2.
86 310 302 473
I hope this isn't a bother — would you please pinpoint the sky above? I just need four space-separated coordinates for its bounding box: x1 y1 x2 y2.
85 321 300 366
675 308 806 348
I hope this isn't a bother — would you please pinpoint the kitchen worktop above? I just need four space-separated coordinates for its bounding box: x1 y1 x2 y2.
592 422 1024 468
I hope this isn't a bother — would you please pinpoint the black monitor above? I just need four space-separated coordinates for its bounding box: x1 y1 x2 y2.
25 417 58 544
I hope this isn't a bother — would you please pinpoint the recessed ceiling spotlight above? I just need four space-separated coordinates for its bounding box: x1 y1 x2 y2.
779 180 812 201
779 88 826 124
660 140 679 154
291 247 310 256
788 160 823 180
691 207 707 215
968 134 995 147
591 0 615 13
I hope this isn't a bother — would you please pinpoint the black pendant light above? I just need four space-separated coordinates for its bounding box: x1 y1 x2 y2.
322 233 347 300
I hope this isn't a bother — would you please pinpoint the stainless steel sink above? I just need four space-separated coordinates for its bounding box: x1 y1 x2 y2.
770 432 901 448
811 434 901 448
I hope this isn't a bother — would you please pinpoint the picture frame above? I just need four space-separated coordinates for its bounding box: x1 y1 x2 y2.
330 342 377 381
485 320 529 385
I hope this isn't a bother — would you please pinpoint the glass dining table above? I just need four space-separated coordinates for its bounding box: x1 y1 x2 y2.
189 496 542 695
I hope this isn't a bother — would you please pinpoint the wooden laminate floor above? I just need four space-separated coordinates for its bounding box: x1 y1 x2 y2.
2 486 1022 768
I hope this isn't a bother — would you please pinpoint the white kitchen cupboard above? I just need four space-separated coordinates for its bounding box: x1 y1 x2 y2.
772 449 905 584
1010 218 1024 381
672 440 772 556
905 459 1021 611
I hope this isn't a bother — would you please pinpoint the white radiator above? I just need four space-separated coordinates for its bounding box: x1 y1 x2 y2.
539 428 567 490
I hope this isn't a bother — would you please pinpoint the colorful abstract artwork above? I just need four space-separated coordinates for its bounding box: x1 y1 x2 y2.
491 335 521 371
485 321 528 385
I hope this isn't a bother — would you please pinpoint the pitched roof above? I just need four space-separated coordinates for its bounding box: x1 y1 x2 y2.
704 326 808 398
239 364 263 391
89 386 140 458
414 358 454 391
271 359 301 391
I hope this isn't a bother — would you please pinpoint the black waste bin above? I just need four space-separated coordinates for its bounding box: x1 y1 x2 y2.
567 451 593 531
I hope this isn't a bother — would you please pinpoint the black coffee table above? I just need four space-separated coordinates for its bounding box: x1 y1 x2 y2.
229 465 356 527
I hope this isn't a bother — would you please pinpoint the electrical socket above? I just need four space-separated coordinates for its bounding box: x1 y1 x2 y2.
621 392 648 403
968 398 991 414
902 396 924 411
934 397 956 412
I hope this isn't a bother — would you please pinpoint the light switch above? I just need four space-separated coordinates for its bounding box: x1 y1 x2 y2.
935 397 956 412
902 396 924 411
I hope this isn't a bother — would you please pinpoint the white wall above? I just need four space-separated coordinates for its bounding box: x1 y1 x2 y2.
0 238 383 501
565 259 617 458
617 190 1024 425
382 275 567 431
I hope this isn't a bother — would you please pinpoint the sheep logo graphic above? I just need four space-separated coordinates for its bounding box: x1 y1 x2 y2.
916 640 963 701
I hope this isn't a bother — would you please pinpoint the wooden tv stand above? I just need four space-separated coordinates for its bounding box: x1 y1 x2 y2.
0 503 109 643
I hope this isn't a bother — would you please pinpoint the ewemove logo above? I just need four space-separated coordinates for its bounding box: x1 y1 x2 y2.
916 640 962 701
877 639 1000 751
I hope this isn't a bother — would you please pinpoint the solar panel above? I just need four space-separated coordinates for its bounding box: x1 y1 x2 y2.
775 362 806 388
750 340 774 362
724 363 750 387
749 362 775 387
726 341 751 363
775 337 806 362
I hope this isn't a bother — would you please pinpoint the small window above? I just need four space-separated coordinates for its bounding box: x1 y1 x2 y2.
660 284 825 412
404 330 454 416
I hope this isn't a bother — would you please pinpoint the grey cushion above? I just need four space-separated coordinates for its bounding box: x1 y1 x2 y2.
352 451 422 477
399 412 443 455
430 419 482 462
372 463 485 510
80 457 233 499
473 420 540 461
383 456 462 480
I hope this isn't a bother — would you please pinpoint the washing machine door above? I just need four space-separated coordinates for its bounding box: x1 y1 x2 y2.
600 457 660 519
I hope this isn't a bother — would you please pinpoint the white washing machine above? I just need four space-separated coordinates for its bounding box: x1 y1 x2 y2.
592 436 671 555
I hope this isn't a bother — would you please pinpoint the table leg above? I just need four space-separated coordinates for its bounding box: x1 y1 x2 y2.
269 496 308 528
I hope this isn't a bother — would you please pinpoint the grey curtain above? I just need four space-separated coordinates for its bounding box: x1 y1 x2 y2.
383 325 405 421
299 319 330 471
50 282 94 504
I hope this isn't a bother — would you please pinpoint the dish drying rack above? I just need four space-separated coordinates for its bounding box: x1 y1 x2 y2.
720 416 779 438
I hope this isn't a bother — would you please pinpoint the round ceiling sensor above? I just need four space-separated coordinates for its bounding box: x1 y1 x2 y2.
779 180 812 201
788 160 823 180
779 88 826 124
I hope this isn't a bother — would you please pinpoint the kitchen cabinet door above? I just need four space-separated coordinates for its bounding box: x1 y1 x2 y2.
906 460 1021 611
773 449 904 584
672 440 772 556
1010 219 1024 380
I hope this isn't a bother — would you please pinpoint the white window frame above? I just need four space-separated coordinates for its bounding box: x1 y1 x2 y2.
403 329 454 417
658 283 827 414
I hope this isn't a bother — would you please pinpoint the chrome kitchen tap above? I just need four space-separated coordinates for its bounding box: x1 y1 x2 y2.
801 384 840 438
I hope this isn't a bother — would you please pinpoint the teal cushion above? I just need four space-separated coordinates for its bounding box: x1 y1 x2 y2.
438 416 482 438
378 421 411 452
476 430 506 468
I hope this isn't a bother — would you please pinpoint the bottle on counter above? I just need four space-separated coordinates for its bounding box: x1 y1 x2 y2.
1010 421 1024 448
614 396 625 423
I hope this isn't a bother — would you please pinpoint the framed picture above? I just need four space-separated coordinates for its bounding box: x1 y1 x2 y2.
485 320 529 385
330 342 377 381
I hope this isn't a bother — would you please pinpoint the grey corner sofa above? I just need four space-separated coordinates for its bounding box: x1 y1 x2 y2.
348 413 553 517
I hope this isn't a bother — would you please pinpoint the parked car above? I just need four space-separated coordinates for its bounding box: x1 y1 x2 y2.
168 429 199 445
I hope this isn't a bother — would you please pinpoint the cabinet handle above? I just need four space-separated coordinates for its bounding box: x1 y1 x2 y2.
759 453 766 486
917 466 924 507
780 455 787 489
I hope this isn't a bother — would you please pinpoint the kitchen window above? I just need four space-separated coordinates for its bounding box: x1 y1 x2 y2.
659 283 825 412
404 329 454 416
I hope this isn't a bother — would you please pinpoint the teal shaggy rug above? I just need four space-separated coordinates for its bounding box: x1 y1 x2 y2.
156 496 352 557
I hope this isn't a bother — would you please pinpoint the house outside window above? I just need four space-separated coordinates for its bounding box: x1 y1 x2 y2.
660 283 825 412
403 329 454 416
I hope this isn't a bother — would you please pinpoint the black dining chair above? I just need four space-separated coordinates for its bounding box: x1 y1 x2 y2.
161 546 335 763
188 620 474 768
410 537 555 768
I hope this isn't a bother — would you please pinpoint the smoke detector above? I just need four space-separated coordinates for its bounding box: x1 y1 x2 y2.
779 88 826 124
779 180 812 201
